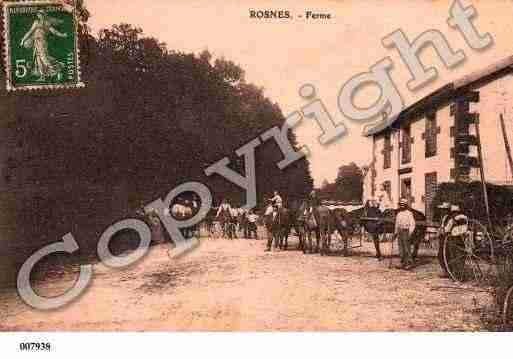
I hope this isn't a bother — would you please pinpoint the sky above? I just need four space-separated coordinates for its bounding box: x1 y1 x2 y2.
87 0 513 186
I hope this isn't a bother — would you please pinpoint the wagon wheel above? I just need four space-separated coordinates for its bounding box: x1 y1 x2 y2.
443 219 495 284
503 286 513 329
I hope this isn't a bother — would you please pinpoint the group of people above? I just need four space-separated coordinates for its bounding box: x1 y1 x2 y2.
149 189 469 273
214 199 260 239
212 190 292 240
364 193 469 271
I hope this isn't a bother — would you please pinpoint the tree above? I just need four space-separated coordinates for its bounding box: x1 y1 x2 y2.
0 10 314 280
317 180 338 201
334 163 364 202
433 182 513 225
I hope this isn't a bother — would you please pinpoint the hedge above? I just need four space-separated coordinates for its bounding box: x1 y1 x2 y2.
432 182 513 226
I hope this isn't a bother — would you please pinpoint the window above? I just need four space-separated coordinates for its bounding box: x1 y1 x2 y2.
401 178 413 204
381 181 392 204
425 112 438 158
383 133 392 169
424 172 437 220
401 125 412 164
382 181 391 199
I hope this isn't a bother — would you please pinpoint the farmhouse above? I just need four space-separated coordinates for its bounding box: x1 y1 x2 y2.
364 56 513 220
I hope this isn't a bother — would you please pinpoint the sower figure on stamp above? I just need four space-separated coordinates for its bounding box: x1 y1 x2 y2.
394 198 416 269
20 10 68 81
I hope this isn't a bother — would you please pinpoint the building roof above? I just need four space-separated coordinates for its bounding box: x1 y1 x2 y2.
363 55 513 137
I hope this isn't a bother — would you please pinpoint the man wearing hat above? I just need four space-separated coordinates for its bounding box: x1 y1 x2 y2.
436 202 451 273
304 189 321 225
442 204 469 270
445 204 468 238
394 198 416 269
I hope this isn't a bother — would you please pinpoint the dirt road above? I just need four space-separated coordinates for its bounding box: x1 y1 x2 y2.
0 236 490 331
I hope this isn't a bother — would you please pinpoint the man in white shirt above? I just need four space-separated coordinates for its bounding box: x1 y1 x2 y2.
247 210 259 239
266 191 283 219
443 204 469 272
270 191 283 208
394 198 416 269
264 203 275 218
444 205 468 237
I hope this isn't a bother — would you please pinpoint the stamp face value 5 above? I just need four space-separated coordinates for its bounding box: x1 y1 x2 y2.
3 1 83 91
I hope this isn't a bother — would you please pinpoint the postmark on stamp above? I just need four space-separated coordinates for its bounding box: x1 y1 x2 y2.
2 0 84 91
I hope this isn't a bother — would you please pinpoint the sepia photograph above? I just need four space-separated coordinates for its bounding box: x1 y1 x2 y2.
0 0 512 356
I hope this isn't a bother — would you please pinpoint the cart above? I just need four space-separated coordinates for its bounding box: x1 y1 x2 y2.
442 218 513 282
440 218 513 329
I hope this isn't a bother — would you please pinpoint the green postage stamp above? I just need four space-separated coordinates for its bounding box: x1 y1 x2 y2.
3 0 84 91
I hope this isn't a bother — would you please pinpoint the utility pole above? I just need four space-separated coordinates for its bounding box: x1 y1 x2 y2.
500 113 513 180
475 122 492 228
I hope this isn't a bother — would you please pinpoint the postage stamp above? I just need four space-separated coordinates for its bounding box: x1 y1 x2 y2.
2 0 84 91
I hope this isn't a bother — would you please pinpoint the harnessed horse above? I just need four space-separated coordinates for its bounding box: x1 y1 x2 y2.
302 204 337 255
263 205 293 250
350 204 427 260
217 207 236 239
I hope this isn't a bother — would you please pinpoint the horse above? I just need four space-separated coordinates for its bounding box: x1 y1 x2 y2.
302 204 334 255
276 207 294 249
350 203 427 261
346 205 367 237
263 205 293 251
233 208 250 238
237 209 249 238
204 207 218 237
328 207 352 255
287 200 309 251
215 206 236 239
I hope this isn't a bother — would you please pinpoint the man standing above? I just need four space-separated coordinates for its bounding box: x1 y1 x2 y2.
394 198 416 269
443 204 469 272
305 190 321 228
270 190 283 210
445 205 468 237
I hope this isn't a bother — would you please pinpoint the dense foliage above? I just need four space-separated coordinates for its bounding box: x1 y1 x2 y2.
0 3 313 283
317 162 363 203
432 182 513 225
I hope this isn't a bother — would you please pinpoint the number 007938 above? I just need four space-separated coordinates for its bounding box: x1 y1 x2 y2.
19 342 52 351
